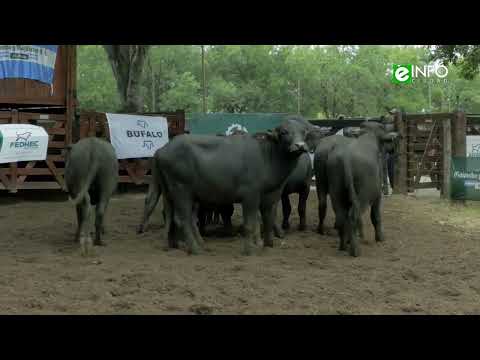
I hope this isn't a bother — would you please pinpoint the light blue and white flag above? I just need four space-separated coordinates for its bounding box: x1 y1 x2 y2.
0 45 58 84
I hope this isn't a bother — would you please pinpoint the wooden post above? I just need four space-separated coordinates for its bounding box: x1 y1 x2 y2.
441 117 451 199
451 111 466 157
9 109 19 193
451 111 466 204
393 110 407 194
65 45 77 146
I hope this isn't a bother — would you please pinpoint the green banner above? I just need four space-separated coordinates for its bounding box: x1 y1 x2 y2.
186 113 291 135
451 156 480 200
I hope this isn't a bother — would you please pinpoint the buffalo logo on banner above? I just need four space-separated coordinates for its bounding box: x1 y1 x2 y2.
11 131 39 149
226 123 248 136
106 113 169 160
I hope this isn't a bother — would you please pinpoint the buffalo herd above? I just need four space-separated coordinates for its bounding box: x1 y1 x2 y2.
64 116 398 257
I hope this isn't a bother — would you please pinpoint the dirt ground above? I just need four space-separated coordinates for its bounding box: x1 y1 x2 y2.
1 188 480 315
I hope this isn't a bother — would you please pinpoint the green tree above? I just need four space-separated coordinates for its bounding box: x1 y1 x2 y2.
103 45 151 112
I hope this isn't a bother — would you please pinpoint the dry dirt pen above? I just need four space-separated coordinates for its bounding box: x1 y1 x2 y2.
1 187 479 314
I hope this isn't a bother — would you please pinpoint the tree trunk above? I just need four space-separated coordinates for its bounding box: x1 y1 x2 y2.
103 45 151 113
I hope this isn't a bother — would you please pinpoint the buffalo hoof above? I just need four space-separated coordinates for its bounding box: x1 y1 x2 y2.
375 234 385 243
136 224 145 234
349 246 360 257
282 222 290 230
317 226 325 235
298 224 307 231
80 235 94 257
94 239 107 247
187 245 201 255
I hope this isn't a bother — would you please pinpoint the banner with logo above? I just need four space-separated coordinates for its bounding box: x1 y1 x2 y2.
0 45 58 85
451 156 480 200
466 135 480 157
106 113 169 159
0 124 49 164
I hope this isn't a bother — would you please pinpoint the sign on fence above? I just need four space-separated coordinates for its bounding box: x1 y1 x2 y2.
451 156 480 200
0 124 49 164
466 135 480 157
187 113 289 135
0 45 58 85
106 113 169 160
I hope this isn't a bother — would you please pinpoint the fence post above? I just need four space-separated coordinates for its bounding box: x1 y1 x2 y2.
451 111 466 204
451 111 466 157
394 110 407 194
441 118 451 200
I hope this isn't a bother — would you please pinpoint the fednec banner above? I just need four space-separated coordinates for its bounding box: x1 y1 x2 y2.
106 113 169 160
0 45 58 85
0 124 49 164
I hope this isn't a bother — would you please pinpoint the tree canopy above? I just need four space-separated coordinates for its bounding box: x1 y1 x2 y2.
77 45 480 118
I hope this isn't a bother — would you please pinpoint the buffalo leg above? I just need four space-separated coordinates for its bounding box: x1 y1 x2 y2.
192 202 205 247
346 214 360 257
261 205 275 247
357 218 365 242
163 196 177 249
75 204 83 243
281 193 292 230
213 210 220 225
298 186 309 231
221 205 234 236
197 204 207 237
241 199 260 256
271 201 284 238
331 200 347 252
371 196 385 243
316 189 328 235
173 195 199 255
137 180 162 234
77 194 93 256
94 198 110 246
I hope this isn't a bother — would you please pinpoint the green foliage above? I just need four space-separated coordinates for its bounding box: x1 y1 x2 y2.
77 45 120 112
76 45 480 117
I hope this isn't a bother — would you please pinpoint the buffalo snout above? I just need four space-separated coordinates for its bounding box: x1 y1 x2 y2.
289 142 308 154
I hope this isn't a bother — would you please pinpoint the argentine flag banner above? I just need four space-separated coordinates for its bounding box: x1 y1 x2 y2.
0 45 58 85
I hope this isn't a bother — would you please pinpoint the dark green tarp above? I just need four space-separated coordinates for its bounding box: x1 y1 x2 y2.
451 156 480 200
186 113 291 135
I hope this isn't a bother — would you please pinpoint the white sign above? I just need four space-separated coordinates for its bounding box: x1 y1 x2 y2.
106 113 169 160
0 124 49 164
467 136 480 157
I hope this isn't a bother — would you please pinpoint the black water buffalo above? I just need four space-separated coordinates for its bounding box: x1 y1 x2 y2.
153 118 310 255
64 137 119 256
276 152 312 231
313 135 354 235
197 130 247 235
326 122 398 257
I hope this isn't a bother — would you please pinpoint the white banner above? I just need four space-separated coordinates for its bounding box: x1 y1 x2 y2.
0 124 49 164
467 136 480 157
106 113 169 159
